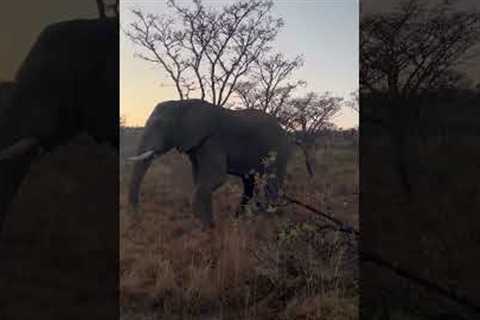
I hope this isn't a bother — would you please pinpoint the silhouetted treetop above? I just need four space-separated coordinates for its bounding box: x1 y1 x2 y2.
361 0 480 98
126 0 284 105
125 0 344 141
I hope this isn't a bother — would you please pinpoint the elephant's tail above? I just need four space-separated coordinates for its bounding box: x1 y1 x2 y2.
294 140 315 178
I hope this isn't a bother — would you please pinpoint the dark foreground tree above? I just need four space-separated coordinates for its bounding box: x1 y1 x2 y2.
233 53 305 115
360 1 480 318
361 0 480 194
361 0 480 97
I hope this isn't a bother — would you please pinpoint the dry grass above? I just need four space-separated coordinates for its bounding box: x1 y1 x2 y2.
120 133 358 319
0 135 117 319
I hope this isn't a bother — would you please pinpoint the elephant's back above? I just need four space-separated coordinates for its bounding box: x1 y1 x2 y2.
221 108 290 165
225 109 284 132
15 18 117 82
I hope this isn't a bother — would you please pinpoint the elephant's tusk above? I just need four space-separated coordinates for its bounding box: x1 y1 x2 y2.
127 150 155 161
0 137 39 160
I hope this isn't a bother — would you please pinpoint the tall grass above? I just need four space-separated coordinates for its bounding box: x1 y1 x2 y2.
120 132 358 319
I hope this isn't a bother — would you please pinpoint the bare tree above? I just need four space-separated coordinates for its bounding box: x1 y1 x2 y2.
285 92 342 144
273 92 341 176
361 0 480 196
125 0 283 105
346 90 359 113
233 53 305 116
126 9 190 99
361 0 480 98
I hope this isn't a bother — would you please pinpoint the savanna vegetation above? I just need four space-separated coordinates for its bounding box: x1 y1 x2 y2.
119 127 358 320
120 0 359 318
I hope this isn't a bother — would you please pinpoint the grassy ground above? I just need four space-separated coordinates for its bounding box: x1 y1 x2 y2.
120 129 359 319
0 135 117 319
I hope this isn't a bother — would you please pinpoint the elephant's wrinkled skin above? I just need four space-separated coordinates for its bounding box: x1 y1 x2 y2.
129 99 293 229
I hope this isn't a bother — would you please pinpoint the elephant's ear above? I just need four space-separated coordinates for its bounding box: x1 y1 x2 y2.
175 104 219 153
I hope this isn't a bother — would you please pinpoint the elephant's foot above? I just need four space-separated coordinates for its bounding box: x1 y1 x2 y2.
235 202 256 218
235 200 281 218
255 199 284 216
234 207 242 218
265 204 278 214
235 204 246 217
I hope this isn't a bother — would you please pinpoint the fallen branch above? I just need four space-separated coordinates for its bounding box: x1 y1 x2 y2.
283 194 480 315
282 195 359 237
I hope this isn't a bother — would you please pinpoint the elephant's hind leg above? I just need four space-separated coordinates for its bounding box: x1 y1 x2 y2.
236 174 255 217
192 185 217 229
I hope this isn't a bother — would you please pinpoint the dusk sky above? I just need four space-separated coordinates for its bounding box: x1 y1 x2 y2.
120 0 359 128
3 1 477 131
0 0 97 81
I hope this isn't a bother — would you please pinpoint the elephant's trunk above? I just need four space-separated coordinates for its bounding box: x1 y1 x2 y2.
127 117 173 210
128 156 154 209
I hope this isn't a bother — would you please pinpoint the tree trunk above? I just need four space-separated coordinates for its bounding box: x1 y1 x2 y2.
299 144 315 178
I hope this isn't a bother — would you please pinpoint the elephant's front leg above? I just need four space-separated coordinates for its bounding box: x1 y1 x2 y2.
190 144 227 229
192 186 213 228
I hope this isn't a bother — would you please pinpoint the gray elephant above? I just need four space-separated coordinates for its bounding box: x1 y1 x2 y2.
0 18 118 231
128 99 296 229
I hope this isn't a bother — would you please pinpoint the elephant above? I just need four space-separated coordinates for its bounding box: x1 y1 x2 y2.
128 99 300 229
0 82 15 109
0 17 118 231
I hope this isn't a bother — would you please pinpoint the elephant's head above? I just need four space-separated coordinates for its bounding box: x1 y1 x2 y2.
128 99 220 210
